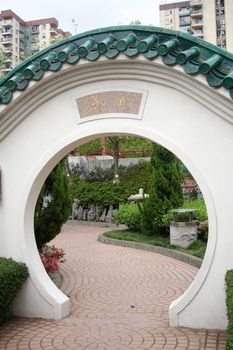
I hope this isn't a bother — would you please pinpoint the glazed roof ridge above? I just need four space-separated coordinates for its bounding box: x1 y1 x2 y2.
1 25 233 104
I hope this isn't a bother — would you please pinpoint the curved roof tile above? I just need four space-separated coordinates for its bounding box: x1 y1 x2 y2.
1 25 233 104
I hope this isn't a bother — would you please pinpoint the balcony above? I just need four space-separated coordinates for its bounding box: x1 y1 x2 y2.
180 19 191 26
4 63 13 72
179 26 192 33
4 56 13 63
179 9 190 17
2 29 13 35
4 47 13 53
1 20 13 27
31 27 39 33
217 39 226 49
217 22 225 29
192 30 204 38
50 27 58 36
191 19 203 28
1 37 13 44
191 9 203 18
31 33 39 43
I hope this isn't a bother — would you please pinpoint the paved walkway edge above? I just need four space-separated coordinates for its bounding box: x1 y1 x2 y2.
97 234 203 268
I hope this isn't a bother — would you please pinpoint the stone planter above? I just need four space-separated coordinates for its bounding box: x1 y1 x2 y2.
170 220 198 248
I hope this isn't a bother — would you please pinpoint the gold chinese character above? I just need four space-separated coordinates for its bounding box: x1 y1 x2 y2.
119 96 126 112
91 95 100 112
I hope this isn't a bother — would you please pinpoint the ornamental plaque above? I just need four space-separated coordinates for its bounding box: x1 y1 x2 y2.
76 91 143 118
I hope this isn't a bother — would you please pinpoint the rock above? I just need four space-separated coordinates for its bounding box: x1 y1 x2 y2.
83 209 88 221
99 208 107 222
77 206 84 220
72 198 80 220
105 204 113 223
87 205 96 221
95 206 102 221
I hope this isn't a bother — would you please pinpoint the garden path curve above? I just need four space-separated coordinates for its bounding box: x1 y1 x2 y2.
0 223 226 349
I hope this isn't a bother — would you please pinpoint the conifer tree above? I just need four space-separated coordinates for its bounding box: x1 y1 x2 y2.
141 144 183 235
34 162 71 249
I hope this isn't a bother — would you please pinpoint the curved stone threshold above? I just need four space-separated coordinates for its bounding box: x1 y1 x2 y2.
97 234 202 268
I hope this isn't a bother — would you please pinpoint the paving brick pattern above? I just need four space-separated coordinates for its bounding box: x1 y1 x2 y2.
0 223 226 349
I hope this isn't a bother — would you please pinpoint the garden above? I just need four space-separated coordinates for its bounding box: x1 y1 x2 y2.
1 135 233 349
70 138 208 259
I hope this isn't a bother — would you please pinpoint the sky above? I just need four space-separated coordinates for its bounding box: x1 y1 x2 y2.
1 0 183 35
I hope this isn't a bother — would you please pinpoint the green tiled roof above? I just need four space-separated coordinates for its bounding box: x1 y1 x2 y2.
1 25 233 105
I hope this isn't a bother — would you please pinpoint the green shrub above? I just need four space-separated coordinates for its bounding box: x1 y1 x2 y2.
114 203 141 231
225 270 233 349
162 199 208 225
34 162 72 249
70 161 150 208
141 144 183 235
181 200 208 241
181 199 208 221
161 199 208 241
198 220 208 242
0 258 28 324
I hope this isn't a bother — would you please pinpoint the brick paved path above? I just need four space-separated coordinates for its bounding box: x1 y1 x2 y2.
0 223 226 349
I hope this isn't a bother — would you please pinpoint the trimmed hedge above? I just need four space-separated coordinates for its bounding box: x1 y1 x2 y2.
226 270 233 349
70 161 150 208
0 258 28 324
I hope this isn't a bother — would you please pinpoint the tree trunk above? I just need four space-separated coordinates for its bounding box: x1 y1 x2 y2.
108 136 120 183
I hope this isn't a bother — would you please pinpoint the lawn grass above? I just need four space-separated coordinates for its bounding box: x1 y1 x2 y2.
103 230 207 259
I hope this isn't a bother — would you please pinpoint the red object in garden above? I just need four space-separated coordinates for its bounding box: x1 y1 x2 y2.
39 245 65 274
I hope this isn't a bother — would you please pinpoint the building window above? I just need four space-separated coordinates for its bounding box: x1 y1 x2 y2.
165 18 172 25
165 10 172 16
31 26 39 32
180 16 191 26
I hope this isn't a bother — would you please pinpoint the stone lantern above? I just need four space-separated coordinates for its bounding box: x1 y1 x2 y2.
128 188 149 202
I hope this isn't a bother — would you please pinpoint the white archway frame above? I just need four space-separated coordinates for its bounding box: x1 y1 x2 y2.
1 57 233 329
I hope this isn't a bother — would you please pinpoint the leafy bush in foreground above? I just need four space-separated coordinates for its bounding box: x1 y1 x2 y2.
34 162 71 249
225 270 233 350
40 245 65 274
0 258 28 324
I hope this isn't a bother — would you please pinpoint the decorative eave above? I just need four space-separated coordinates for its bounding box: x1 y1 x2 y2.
1 25 233 105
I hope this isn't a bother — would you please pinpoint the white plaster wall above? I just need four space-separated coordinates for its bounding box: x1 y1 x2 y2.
0 58 233 329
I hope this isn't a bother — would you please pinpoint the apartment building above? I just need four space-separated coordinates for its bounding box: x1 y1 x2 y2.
159 0 233 51
0 10 70 72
